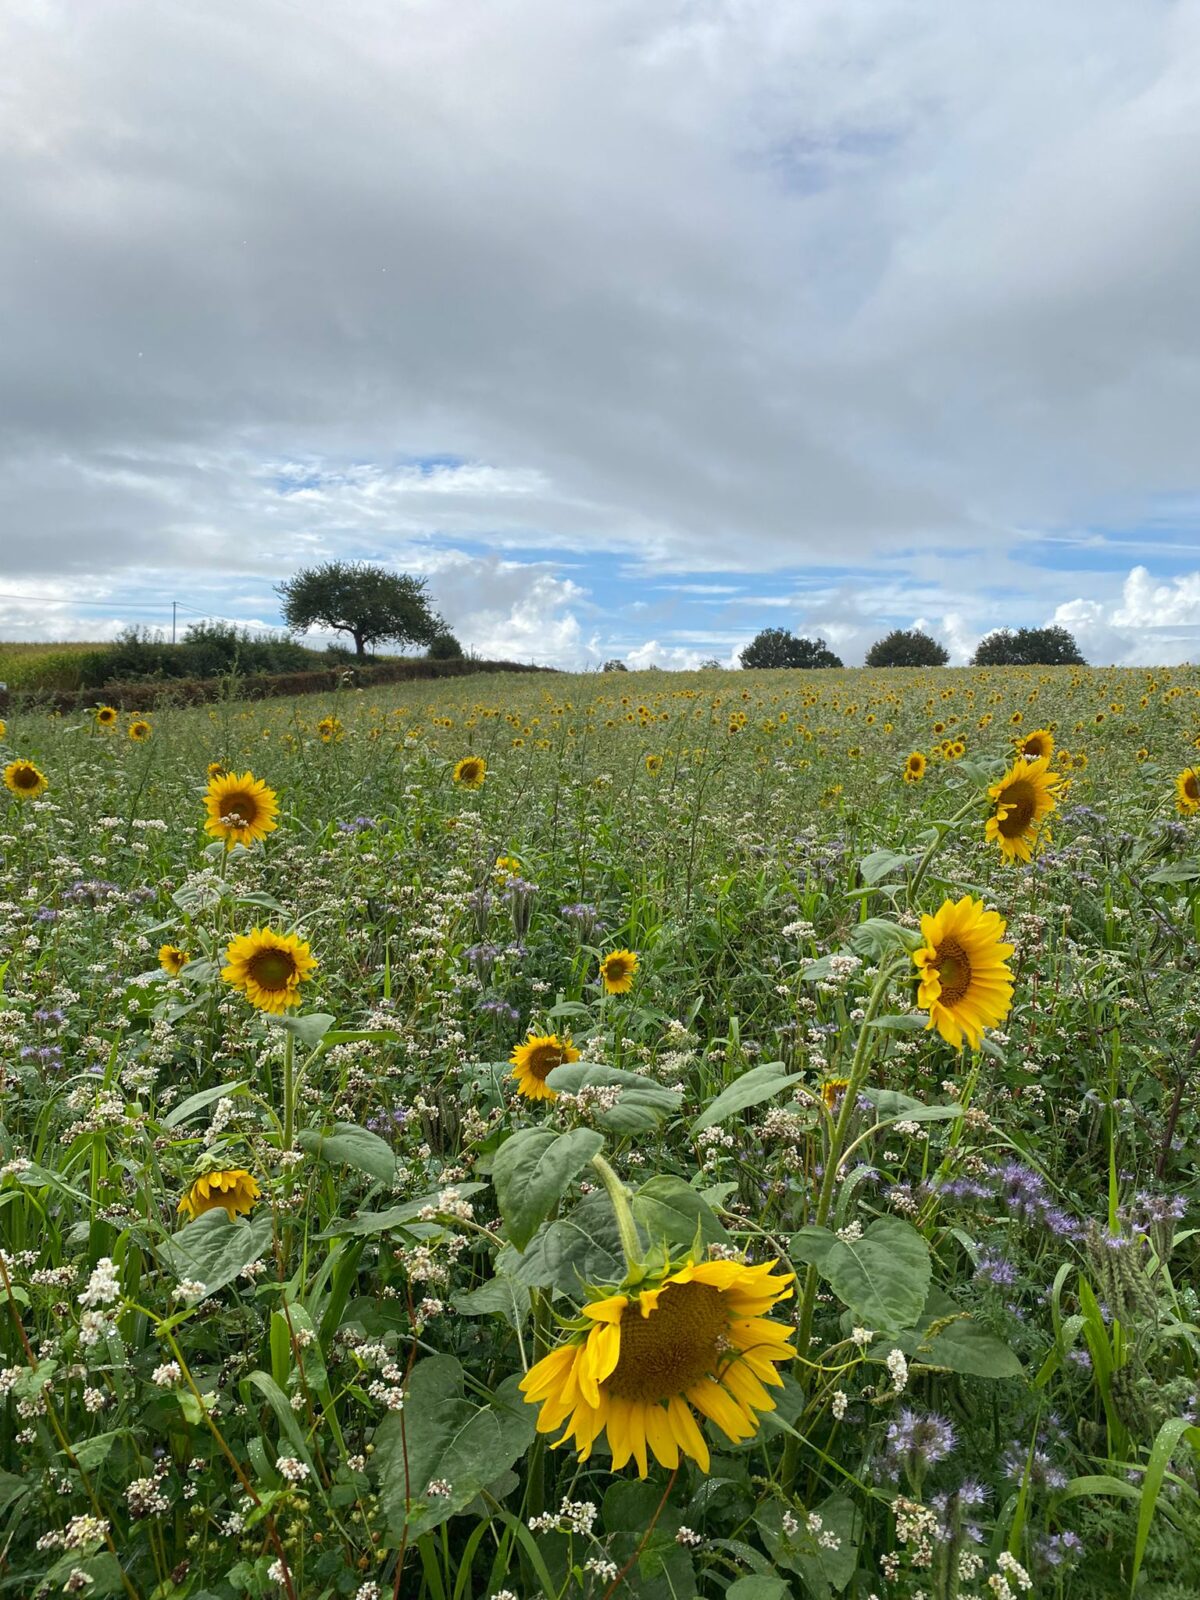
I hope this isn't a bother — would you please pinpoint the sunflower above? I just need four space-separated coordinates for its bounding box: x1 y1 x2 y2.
819 1076 850 1111
510 1032 581 1102
95 705 118 729
158 944 189 977
453 756 487 788
207 761 228 780
316 715 344 744
1136 747 1149 764
178 1169 261 1222
1016 727 1054 762
903 752 927 784
128 719 152 742
599 949 639 994
3 760 48 800
985 755 1062 863
222 927 317 1014
0 719 5 740
203 770 280 848
520 1257 795 1475
1175 768 1200 816
912 895 1014 1050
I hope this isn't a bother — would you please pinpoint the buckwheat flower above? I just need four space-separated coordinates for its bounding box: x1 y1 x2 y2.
152 1362 181 1387
832 1390 848 1420
851 1326 875 1348
276 1455 309 1483
426 1478 452 1497
676 1527 703 1548
78 1257 120 1309
886 1348 909 1393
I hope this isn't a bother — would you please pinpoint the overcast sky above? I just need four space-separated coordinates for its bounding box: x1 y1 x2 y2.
4 0 1200 666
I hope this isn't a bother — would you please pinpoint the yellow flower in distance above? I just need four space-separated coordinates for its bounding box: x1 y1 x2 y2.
204 769 280 848
316 714 344 743
520 1257 795 1475
1176 768 1200 816
453 755 487 788
95 705 119 729
158 944 189 977
222 927 317 1014
903 752 926 784
494 854 522 880
510 1032 581 1102
127 718 152 742
913 894 1014 1051
4 760 48 800
985 754 1061 863
599 949 639 994
178 1169 261 1222
207 761 229 780
1015 726 1054 762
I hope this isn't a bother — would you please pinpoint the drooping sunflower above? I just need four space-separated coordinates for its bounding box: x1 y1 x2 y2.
1015 727 1054 762
510 1032 581 1102
453 755 487 788
599 949 639 994
903 752 927 784
178 1169 261 1222
985 755 1062 863
221 927 317 1014
520 1257 796 1475
127 719 152 742
1176 768 1200 816
3 760 48 800
207 761 229 780
158 944 189 977
203 770 280 848
912 895 1015 1050
95 705 119 729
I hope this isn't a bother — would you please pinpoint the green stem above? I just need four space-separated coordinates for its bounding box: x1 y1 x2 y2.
906 791 984 907
590 1153 643 1277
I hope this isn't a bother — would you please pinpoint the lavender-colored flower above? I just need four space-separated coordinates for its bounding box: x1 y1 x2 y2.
463 942 502 984
504 877 538 940
974 1249 1018 1288
466 887 493 937
337 816 377 834
561 903 604 941
480 998 519 1025
883 1408 957 1482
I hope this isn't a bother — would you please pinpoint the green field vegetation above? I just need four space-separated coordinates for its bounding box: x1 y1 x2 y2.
0 664 1199 1599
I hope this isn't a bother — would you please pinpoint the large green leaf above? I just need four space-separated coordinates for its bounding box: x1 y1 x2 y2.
162 1080 248 1130
514 1190 631 1293
690 1063 805 1135
491 1127 603 1250
821 1216 930 1330
850 918 924 959
544 1062 682 1133
633 1175 727 1250
296 1121 397 1184
374 1356 535 1538
862 1088 964 1122
923 1319 1023 1379
157 1208 273 1297
317 1182 487 1239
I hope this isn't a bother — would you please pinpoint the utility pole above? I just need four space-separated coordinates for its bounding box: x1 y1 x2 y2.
172 601 177 644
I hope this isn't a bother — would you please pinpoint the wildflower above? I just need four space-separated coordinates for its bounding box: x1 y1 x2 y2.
3 760 48 800
316 714 344 743
985 755 1061 862
645 754 663 773
221 926 317 1013
78 1258 121 1309
453 756 486 788
519 1256 795 1475
599 948 639 994
903 752 926 783
157 944 189 977
1175 767 1200 816
203 769 280 848
510 1032 581 1102
1015 727 1054 761
178 1169 261 1222
127 719 152 742
494 854 522 879
886 1348 909 1393
912 895 1014 1050
95 705 118 729
276 1456 310 1483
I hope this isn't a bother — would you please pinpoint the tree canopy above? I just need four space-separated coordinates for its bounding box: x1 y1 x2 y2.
739 628 843 669
275 561 444 659
972 625 1086 667
865 628 949 667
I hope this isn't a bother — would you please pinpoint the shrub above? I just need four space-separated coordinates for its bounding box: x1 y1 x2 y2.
739 628 843 669
865 628 950 667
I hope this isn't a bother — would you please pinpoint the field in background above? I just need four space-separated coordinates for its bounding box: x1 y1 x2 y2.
1 663 1198 1598
0 639 112 689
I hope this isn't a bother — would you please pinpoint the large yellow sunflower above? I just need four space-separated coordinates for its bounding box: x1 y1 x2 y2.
203 770 280 848
599 949 639 994
984 754 1061 863
519 1257 795 1475
221 927 317 1014
912 895 1014 1050
158 944 189 977
510 1033 580 1102
178 1169 261 1221
127 718 152 742
1015 726 1054 762
903 751 926 784
1175 768 1200 816
4 760 48 800
453 755 487 788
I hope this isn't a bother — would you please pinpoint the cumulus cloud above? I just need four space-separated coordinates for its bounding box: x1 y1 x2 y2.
1052 566 1200 665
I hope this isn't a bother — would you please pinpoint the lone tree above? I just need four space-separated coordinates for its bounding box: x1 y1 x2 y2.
740 628 843 669
865 628 950 667
275 561 444 659
602 658 629 672
973 625 1086 667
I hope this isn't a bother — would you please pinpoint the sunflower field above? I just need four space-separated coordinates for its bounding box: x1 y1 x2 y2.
1 665 1199 1600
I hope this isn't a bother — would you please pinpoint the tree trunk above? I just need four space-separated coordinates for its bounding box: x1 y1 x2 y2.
353 632 366 658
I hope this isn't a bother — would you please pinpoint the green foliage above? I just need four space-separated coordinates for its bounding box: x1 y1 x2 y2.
973 623 1087 665
275 559 444 657
739 627 843 669
865 627 950 667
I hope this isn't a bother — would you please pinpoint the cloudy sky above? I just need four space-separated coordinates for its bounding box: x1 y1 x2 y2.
4 0 1200 667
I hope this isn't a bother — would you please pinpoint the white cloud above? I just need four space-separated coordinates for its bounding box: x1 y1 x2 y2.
1053 565 1200 664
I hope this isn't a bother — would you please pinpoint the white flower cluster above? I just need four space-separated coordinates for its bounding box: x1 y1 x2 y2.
529 1497 597 1535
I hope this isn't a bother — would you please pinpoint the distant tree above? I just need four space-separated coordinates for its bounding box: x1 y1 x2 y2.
865 628 950 668
699 658 724 670
275 561 443 659
740 628 843 670
428 630 464 660
973 625 1086 667
602 659 629 672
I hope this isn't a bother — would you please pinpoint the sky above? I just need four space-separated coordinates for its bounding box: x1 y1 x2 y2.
4 1 1200 668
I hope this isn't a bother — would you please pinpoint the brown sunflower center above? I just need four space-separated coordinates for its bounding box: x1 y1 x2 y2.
996 778 1036 837
1186 774 1200 802
933 937 972 1006
247 949 298 991
12 766 39 790
220 791 259 828
606 1282 729 1402
605 957 632 982
526 1044 564 1081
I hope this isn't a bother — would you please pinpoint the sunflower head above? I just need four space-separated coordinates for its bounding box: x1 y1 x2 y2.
221 927 317 1014
453 756 487 788
985 754 1061 862
819 1076 851 1112
95 705 118 728
912 894 1015 1050
903 752 927 784
494 854 522 880
128 719 152 742
4 760 48 800
316 715 344 744
207 761 229 780
158 944 189 977
178 1168 261 1222
204 770 280 848
645 755 663 774
1016 727 1054 762
519 1256 796 1476
510 1032 581 1102
0 719 5 740
599 949 639 995
1176 768 1200 815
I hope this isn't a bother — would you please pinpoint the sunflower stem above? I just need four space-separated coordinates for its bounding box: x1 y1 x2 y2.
590 1153 643 1276
906 792 984 908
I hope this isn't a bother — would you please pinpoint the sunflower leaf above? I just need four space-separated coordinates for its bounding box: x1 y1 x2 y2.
157 1208 274 1298
632 1175 727 1250
850 919 924 958
690 1064 805 1136
491 1127 603 1250
819 1216 931 1331
545 1062 682 1133
296 1121 396 1184
272 1012 336 1048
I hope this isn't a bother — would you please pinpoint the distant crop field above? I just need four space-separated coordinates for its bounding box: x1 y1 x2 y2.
1 663 1198 1597
0 639 109 688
